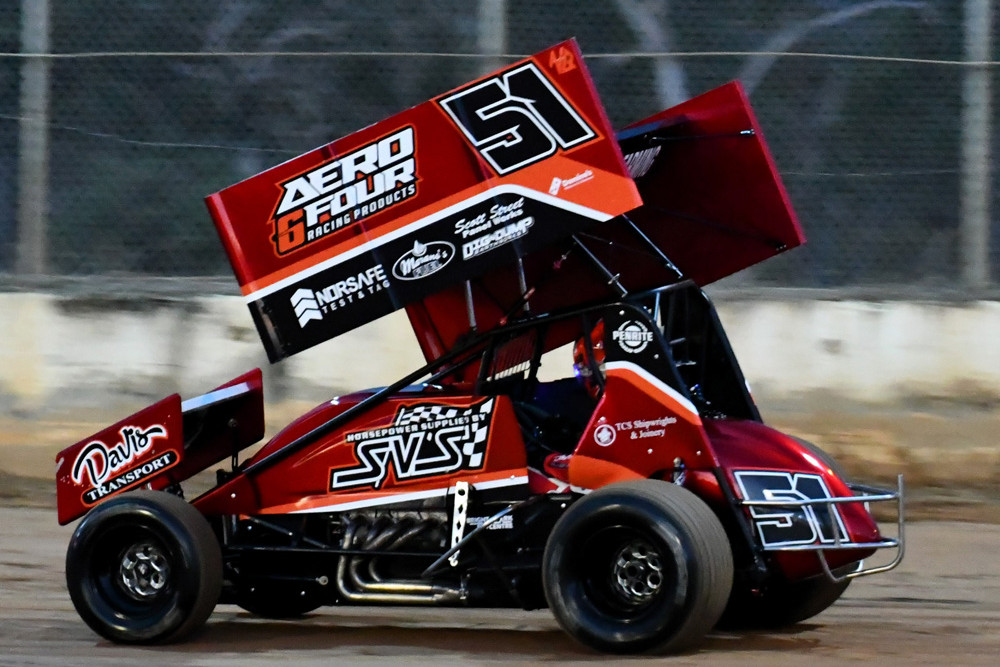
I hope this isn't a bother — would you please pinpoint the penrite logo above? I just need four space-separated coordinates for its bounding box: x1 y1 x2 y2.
392 240 455 281
71 425 177 505
271 126 418 255
330 399 495 490
290 264 389 327
612 320 654 354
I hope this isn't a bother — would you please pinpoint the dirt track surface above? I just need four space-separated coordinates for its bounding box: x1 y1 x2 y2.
2 508 998 666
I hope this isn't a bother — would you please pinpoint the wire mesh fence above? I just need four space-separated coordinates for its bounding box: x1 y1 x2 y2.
0 0 996 292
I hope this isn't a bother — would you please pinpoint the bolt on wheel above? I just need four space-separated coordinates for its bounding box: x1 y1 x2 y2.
612 539 664 604
120 542 170 599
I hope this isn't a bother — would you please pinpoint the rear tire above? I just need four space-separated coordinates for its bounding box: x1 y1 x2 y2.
542 480 733 654
65 490 222 643
236 582 323 619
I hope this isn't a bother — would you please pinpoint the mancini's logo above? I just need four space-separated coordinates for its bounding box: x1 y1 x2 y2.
392 240 454 281
291 288 322 327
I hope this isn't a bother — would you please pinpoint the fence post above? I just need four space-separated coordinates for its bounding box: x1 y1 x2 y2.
15 0 51 277
960 0 994 288
477 0 507 75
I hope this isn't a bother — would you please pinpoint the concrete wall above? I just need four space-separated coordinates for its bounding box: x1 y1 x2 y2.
3 292 1000 414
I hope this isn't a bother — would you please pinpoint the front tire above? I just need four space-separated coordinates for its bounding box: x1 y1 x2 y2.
542 480 733 654
719 573 851 629
65 490 222 644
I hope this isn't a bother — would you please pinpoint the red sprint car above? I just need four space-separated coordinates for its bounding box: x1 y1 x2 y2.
55 40 902 654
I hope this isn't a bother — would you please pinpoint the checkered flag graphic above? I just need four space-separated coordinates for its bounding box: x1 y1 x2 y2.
463 399 493 467
395 404 462 426
394 399 495 468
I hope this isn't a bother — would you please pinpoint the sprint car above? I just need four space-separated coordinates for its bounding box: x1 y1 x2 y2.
55 40 903 654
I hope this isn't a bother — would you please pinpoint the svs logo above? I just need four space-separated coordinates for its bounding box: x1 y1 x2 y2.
438 62 595 175
330 399 495 490
733 471 849 548
271 126 418 255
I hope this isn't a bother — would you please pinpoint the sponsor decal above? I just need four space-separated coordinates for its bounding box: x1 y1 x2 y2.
612 416 679 441
331 399 495 490
733 471 849 548
439 62 595 175
391 240 455 281
462 218 534 260
290 264 389 327
70 424 177 505
468 515 514 530
594 423 616 447
456 196 535 260
548 44 579 75
82 451 178 505
271 126 418 255
548 169 594 195
72 425 168 487
612 320 654 354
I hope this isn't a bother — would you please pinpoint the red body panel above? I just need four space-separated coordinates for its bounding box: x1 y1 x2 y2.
705 418 882 578
567 361 717 488
194 394 528 517
56 396 183 525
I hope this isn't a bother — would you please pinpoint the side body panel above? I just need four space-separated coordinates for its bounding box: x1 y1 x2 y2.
56 396 183 524
194 394 528 517
55 370 266 525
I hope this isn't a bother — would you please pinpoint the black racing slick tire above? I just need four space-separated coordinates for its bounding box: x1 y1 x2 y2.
236 583 323 619
719 574 851 630
542 480 733 654
65 490 223 644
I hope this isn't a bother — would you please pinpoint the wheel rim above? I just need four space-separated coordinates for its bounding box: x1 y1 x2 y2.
611 538 664 605
119 542 171 600
86 522 178 616
576 525 679 619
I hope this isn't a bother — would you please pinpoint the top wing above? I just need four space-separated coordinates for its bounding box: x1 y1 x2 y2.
404 81 805 363
206 40 640 362
617 81 805 287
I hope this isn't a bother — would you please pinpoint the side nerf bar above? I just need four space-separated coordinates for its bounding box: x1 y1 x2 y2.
739 474 905 584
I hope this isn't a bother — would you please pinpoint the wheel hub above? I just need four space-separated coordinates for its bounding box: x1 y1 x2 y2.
119 542 170 599
611 539 664 604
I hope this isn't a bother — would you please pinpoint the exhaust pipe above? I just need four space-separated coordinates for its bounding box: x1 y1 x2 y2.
335 517 464 604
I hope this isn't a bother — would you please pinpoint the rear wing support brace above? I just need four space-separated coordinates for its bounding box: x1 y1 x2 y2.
571 234 628 298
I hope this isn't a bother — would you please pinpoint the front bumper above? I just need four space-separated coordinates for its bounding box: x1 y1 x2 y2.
739 474 905 583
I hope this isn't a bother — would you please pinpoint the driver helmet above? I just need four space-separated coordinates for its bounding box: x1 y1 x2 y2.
573 320 605 397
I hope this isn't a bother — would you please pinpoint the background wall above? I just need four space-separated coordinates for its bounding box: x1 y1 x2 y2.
0 2 998 484
4 291 1000 413
1 0 996 288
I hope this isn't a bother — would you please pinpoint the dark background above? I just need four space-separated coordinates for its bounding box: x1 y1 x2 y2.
0 0 995 289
